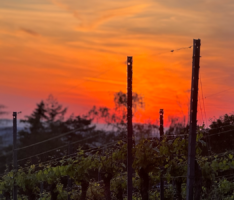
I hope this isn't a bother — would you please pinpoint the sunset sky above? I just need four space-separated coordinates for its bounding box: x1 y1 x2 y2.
1 0 234 126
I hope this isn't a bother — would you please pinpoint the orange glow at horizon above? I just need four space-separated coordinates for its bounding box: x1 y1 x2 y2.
1 0 234 127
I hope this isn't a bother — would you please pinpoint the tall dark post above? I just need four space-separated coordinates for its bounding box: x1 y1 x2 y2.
186 39 201 200
13 112 17 200
40 182 44 196
159 109 164 139
67 139 72 200
159 109 164 200
160 174 164 200
127 56 133 200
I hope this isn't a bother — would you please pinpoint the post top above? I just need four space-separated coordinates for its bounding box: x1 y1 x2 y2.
193 39 201 44
127 56 133 62
13 112 17 116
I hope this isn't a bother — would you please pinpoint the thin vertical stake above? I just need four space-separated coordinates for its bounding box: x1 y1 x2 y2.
186 39 201 200
40 182 44 196
159 109 164 140
160 175 164 200
159 109 164 200
13 112 17 200
67 140 72 200
127 56 133 200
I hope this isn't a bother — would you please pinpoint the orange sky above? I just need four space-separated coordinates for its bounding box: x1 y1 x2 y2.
1 0 234 126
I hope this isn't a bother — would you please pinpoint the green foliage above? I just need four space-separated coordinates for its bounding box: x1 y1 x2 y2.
206 114 234 154
0 136 232 200
3 110 234 199
86 181 104 200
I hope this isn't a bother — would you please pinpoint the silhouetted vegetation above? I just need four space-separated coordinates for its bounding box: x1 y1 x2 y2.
1 93 234 199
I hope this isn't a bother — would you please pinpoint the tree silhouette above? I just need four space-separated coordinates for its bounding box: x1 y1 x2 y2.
0 104 7 116
207 114 234 154
17 95 97 167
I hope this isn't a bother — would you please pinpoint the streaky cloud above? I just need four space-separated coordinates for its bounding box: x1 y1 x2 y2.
20 27 39 36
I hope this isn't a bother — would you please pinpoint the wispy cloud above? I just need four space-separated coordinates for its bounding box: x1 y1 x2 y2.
20 27 39 36
50 0 149 31
77 5 149 31
84 77 126 85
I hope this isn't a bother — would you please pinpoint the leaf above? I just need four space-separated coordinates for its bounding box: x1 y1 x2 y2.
199 140 206 146
121 163 126 168
164 164 169 169
153 147 159 153
98 166 102 172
